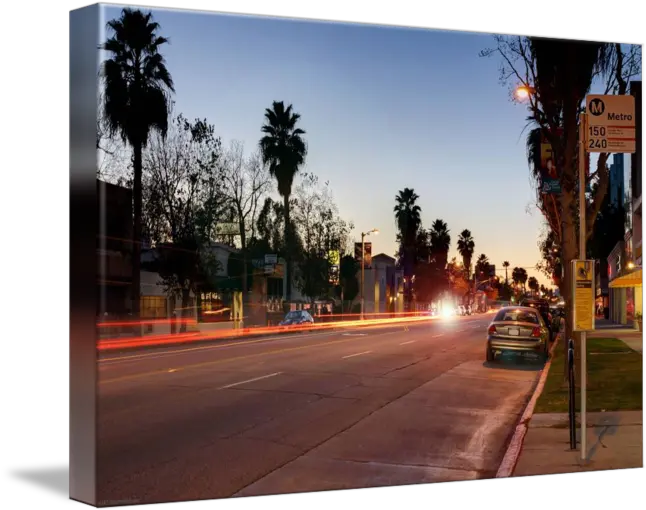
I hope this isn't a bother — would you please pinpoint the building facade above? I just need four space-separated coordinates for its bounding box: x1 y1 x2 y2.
97 179 132 318
608 80 642 325
609 153 625 208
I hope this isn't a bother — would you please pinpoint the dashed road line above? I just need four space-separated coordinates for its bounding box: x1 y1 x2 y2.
400 340 416 345
342 351 372 359
219 372 282 390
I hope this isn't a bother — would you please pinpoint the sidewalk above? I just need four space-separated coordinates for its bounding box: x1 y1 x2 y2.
589 319 642 353
512 334 643 477
513 411 643 476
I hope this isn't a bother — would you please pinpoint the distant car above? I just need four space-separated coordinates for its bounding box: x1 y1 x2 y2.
486 306 550 363
520 298 555 341
280 310 314 327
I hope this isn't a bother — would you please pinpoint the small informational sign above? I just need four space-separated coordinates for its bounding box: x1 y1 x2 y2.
540 130 562 194
572 260 595 332
586 95 636 153
265 254 278 265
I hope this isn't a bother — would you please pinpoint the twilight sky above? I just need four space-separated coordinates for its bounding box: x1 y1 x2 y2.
101 4 602 286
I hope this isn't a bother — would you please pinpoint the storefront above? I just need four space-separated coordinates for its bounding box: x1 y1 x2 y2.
609 268 642 326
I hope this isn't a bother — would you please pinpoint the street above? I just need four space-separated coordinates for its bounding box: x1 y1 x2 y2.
97 315 542 505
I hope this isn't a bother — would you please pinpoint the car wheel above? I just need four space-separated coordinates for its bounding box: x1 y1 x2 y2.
486 347 495 363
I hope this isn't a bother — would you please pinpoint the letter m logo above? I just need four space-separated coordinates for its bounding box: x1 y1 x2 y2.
589 98 605 116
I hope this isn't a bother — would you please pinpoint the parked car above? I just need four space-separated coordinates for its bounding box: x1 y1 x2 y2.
486 306 550 363
520 298 555 341
279 310 314 327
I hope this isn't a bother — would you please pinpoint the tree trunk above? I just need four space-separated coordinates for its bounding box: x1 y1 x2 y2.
180 288 190 333
131 142 143 335
283 193 292 302
239 218 248 294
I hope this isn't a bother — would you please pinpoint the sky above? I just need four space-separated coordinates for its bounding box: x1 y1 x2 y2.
101 5 579 286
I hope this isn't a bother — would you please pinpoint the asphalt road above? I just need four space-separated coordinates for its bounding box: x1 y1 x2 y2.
96 314 544 506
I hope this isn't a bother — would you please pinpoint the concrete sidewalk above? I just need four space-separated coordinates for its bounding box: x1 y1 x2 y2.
513 411 643 476
513 335 643 477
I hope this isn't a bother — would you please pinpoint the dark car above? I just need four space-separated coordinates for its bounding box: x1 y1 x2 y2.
486 306 550 363
520 298 555 341
279 310 314 327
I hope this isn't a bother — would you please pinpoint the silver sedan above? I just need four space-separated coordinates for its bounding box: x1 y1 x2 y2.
486 306 550 363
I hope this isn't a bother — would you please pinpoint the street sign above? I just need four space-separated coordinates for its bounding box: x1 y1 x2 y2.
215 222 240 235
265 254 278 265
572 260 595 332
585 95 636 153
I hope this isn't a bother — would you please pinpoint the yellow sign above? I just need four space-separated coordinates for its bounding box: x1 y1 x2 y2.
572 260 595 331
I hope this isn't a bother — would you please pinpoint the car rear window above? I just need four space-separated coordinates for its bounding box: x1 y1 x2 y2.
494 309 540 324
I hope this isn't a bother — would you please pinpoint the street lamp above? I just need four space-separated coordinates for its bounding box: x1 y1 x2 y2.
360 228 379 320
515 85 536 100
627 261 636 270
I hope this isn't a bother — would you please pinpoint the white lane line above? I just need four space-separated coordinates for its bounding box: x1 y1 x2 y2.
219 372 282 390
342 350 372 359
432 334 444 338
400 340 416 345
342 333 367 336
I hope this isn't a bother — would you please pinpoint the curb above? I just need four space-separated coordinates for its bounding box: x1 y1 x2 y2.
495 332 561 478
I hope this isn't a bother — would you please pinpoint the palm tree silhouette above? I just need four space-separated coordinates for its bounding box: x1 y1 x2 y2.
394 188 422 306
457 229 475 279
503 261 510 284
429 219 451 270
101 8 175 321
259 101 307 302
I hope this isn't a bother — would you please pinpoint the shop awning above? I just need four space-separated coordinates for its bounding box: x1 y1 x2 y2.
609 269 642 288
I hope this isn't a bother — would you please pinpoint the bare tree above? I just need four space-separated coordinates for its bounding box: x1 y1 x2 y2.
221 140 272 292
96 91 132 184
141 110 228 328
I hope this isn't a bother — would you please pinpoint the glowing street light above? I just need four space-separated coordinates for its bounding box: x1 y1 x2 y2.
627 261 636 270
515 85 536 101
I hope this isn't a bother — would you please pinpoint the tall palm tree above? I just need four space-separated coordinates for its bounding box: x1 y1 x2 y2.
528 276 539 295
457 230 475 279
503 261 510 284
259 101 307 302
429 219 451 269
475 253 490 280
101 8 175 320
394 188 422 305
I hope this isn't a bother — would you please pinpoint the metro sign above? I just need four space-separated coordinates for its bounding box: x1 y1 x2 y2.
586 95 636 153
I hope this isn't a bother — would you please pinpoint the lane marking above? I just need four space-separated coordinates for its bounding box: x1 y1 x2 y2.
432 334 444 338
342 333 367 337
100 330 401 385
219 372 282 390
400 340 416 345
342 350 372 359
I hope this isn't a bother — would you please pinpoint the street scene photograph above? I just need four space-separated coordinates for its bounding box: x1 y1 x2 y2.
93 4 642 507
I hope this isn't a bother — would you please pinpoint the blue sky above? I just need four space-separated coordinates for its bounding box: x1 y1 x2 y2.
101 5 578 285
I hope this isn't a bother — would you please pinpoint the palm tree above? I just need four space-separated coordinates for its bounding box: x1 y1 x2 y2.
457 229 475 279
429 219 451 269
259 101 307 303
101 8 175 321
394 188 422 306
503 261 510 284
475 253 490 279
512 267 528 291
528 276 539 295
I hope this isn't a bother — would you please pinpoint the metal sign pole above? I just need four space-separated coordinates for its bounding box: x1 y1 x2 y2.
578 112 587 461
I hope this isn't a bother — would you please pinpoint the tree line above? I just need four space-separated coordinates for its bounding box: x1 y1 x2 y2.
392 187 544 309
97 7 359 320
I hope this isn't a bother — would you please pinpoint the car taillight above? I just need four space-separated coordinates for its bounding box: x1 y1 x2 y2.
531 327 541 337
488 325 497 335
